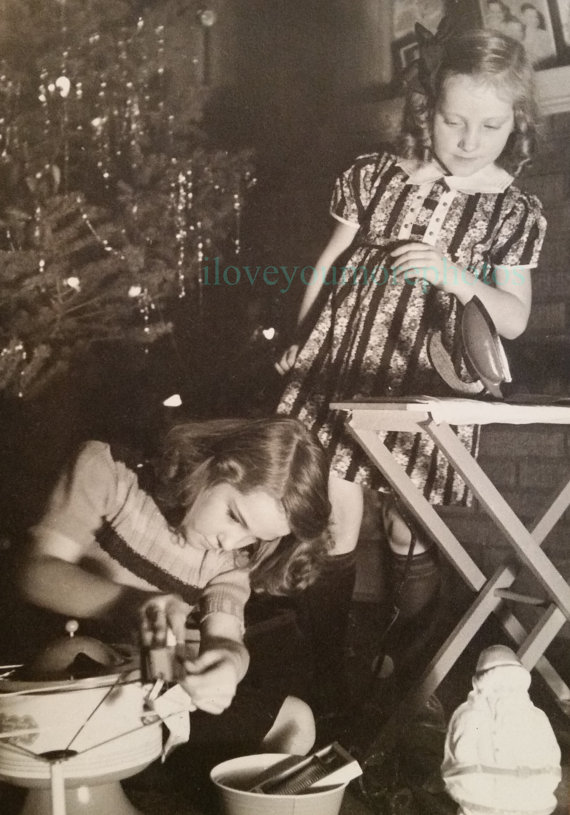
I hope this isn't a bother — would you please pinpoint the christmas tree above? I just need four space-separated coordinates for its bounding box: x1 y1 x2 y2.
0 0 255 398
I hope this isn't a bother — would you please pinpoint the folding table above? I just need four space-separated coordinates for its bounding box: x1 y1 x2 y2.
331 397 570 744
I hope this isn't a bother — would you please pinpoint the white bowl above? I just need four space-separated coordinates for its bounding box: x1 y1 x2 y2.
211 753 349 815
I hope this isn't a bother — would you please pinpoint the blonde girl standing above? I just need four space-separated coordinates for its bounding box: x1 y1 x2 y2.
276 26 547 699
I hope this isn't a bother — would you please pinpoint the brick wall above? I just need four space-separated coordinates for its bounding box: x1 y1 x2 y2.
439 113 570 637
474 108 570 583
434 421 570 642
446 128 570 633
518 110 570 379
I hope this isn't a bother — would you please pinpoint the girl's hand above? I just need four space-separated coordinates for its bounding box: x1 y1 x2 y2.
139 593 191 648
390 242 458 293
178 648 239 714
275 344 299 375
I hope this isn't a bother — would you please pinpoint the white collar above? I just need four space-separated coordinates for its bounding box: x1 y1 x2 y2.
397 158 514 194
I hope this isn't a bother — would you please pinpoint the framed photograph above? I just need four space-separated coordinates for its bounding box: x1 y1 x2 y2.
392 33 422 74
476 0 570 110
393 0 447 40
391 0 447 77
553 0 570 45
479 0 564 68
386 0 570 112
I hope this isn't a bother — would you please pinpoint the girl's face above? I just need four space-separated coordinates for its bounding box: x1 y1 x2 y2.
522 6 540 28
487 1 507 25
506 19 525 40
432 74 515 177
182 482 291 552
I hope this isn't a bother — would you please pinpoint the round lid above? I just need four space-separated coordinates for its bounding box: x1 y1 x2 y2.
11 620 138 683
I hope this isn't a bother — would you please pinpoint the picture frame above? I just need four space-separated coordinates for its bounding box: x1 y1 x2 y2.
556 0 570 45
393 0 447 40
390 0 447 77
387 0 570 115
391 33 421 75
476 0 570 112
479 0 559 68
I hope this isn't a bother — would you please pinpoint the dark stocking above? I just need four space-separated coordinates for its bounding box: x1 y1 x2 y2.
295 551 357 716
377 545 442 687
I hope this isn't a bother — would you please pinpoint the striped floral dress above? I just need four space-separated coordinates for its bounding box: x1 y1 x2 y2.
278 152 546 504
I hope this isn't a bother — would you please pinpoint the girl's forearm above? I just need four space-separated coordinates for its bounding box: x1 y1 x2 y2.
297 220 359 327
200 612 250 681
18 555 148 622
200 636 250 682
297 266 326 325
448 269 530 339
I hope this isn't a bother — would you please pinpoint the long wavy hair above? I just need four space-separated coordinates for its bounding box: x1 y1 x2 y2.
154 417 332 595
399 29 540 176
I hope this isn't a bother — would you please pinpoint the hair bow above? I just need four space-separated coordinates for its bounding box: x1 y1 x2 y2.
404 15 456 98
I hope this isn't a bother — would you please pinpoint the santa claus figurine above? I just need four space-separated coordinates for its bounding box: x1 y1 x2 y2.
442 645 562 815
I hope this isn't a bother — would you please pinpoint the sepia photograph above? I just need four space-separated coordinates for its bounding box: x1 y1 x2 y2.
0 2 569 815
392 33 422 73
555 0 570 44
480 0 558 65
393 0 447 38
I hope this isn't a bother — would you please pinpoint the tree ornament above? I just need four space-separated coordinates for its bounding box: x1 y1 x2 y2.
0 0 255 398
54 76 71 98
197 9 216 27
65 276 81 292
233 191 241 255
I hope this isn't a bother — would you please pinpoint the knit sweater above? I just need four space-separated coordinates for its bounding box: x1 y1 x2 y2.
29 441 251 624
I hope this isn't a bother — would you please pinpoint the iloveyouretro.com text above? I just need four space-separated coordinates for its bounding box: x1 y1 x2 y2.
201 257 526 294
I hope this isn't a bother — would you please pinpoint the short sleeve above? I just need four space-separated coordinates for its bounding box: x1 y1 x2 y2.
491 192 547 269
329 153 388 226
29 441 117 562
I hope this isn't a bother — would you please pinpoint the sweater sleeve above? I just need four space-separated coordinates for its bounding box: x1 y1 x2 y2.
199 568 251 630
29 440 124 561
30 440 250 624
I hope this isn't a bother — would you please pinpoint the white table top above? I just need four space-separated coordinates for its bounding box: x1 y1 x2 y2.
331 396 570 426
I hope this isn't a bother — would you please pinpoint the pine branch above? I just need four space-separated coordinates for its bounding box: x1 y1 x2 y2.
0 0 256 398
